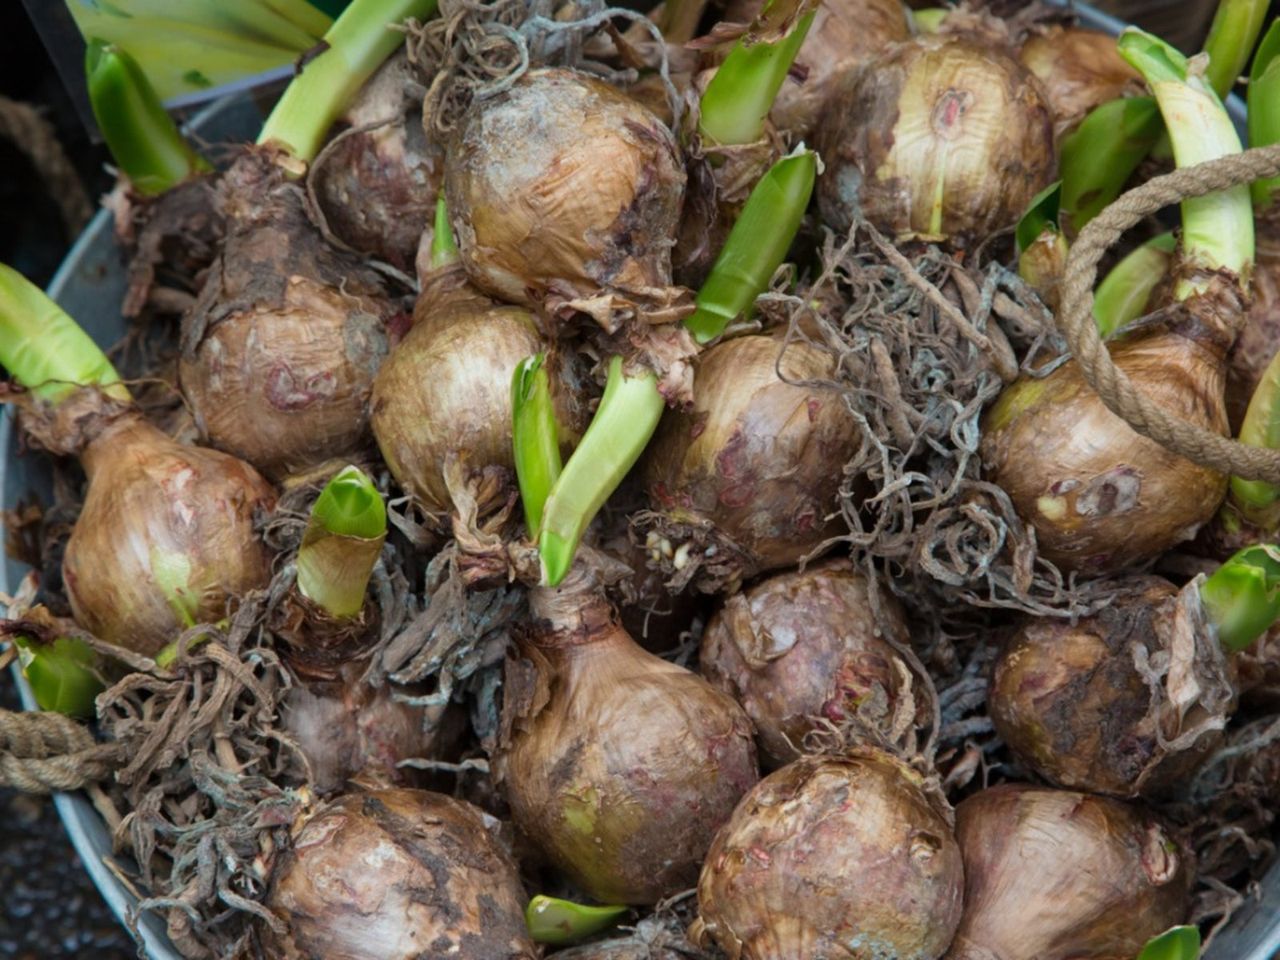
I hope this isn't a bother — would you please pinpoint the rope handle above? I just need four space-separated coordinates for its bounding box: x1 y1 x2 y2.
1059 142 1280 486
0 708 120 795
0 96 92 236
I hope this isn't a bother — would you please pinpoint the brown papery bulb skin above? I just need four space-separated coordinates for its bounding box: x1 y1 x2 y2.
643 334 857 585
1226 210 1280 431
694 750 964 960
62 414 274 657
700 562 916 768
815 36 1055 244
498 573 759 905
121 175 224 318
1018 27 1142 140
280 660 463 796
444 68 685 315
722 0 911 139
370 274 585 516
989 576 1234 798
1235 626 1280 709
981 317 1229 574
312 52 439 271
947 785 1190 960
265 788 536 959
180 152 395 480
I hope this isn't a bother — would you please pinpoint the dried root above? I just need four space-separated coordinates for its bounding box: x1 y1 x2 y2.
404 0 680 139
756 221 1110 621
96 598 303 958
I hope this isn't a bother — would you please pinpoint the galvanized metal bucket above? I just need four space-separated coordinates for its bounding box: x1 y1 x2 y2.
4 5 1277 957
2 93 266 960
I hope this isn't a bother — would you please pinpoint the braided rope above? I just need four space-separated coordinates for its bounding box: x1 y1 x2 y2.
0 96 92 236
0 708 120 795
1059 143 1280 485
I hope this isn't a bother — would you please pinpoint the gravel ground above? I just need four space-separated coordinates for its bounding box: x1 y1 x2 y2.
0 676 136 959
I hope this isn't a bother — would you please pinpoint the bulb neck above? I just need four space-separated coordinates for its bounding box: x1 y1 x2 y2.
413 262 489 323
218 149 292 227
1167 267 1250 349
528 563 619 647
30 392 144 465
276 593 378 682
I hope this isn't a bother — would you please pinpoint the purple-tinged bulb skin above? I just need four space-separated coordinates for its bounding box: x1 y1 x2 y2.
498 575 759 905
946 784 1190 960
694 750 964 960
265 789 537 959
982 315 1230 574
642 334 858 591
989 576 1235 799
701 562 919 768
64 414 274 657
179 151 396 480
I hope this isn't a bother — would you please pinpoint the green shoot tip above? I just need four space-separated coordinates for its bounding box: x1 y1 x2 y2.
1136 925 1200 960
310 465 387 540
1200 544 1280 652
512 353 563 538
525 895 629 946
13 635 103 719
86 40 210 196
431 190 460 270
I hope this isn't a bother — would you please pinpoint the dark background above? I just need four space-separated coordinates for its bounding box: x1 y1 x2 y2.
1 3 133 957
1 6 110 289
0 1 1268 957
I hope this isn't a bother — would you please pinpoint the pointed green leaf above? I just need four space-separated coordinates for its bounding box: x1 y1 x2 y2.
1016 181 1063 255
1136 925 1200 960
525 895 629 946
14 635 103 719
1200 545 1280 651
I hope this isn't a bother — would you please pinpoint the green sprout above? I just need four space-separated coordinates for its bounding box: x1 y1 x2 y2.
1060 96 1164 234
1200 544 1280 652
686 148 817 343
1248 18 1280 208
86 41 211 195
537 357 663 587
512 354 563 537
1202 0 1270 98
12 635 103 719
256 0 439 165
1092 232 1176 339
1119 28 1253 300
0 264 130 406
295 465 387 619
532 148 817 586
697 0 816 147
525 895 629 946
430 190 460 270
